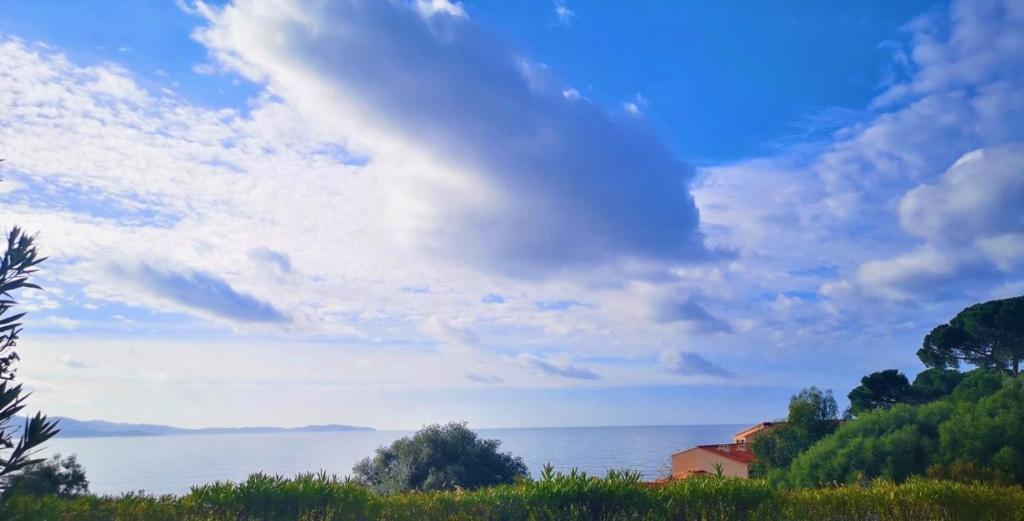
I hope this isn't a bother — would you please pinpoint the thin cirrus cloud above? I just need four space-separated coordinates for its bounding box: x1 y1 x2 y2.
194 0 715 279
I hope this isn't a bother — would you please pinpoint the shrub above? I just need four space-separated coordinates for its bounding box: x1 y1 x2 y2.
352 422 528 493
781 372 1024 488
782 401 952 487
3 474 1023 521
2 453 88 499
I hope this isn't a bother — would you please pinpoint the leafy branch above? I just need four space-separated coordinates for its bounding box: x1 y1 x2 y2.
0 227 59 484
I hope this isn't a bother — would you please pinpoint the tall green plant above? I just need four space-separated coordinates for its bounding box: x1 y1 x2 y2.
0 227 59 488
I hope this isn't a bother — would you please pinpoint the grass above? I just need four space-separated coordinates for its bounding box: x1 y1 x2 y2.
3 471 1023 521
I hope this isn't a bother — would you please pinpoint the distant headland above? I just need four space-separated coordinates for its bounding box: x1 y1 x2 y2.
25 416 374 438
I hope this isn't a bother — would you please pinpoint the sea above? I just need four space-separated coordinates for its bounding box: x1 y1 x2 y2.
40 424 745 495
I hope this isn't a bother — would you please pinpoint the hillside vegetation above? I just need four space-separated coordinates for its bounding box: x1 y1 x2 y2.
779 371 1023 487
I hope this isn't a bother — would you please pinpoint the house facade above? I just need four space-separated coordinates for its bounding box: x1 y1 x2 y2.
670 422 782 479
733 421 782 447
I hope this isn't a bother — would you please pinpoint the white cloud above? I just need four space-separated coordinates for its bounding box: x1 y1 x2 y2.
7 0 1023 428
57 354 91 369
0 31 730 398
900 146 1024 248
421 315 479 354
194 0 712 278
415 0 466 18
850 144 1024 300
553 1 575 27
622 94 648 116
698 0 1024 309
45 317 81 330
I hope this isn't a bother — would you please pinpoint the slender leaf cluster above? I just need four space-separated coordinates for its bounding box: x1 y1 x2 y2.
0 227 59 486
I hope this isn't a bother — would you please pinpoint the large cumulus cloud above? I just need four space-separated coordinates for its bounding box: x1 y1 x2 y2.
855 145 1024 300
193 0 713 278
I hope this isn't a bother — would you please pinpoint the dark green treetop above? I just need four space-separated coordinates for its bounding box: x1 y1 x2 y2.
910 368 964 403
847 369 913 416
919 296 1024 375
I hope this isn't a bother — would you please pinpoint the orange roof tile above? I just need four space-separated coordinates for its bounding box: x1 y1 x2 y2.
696 443 757 465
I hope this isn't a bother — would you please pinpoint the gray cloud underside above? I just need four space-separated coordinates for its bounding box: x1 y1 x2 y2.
663 351 733 378
120 263 288 323
527 357 601 380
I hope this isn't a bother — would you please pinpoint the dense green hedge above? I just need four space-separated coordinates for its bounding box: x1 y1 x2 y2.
3 473 1023 521
778 372 1024 488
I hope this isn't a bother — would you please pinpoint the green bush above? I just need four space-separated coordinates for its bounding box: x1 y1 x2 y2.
352 422 528 494
2 454 89 499
3 473 1023 521
780 372 1024 488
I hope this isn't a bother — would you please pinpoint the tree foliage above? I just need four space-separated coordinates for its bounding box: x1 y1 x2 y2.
1 454 88 498
750 387 839 478
782 401 952 487
352 422 528 493
937 375 1024 482
847 369 913 416
918 296 1024 375
0 228 59 487
910 368 963 403
781 370 1024 487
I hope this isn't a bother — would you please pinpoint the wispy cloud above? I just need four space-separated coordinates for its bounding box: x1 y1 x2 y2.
661 350 733 378
116 263 289 323
552 1 575 27
465 373 503 384
521 354 600 380
535 299 583 312
57 354 92 369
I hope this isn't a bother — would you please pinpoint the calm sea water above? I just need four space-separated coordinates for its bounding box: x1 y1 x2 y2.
40 424 745 495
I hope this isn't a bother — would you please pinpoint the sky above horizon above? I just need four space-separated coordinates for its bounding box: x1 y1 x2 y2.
1 0 1023 430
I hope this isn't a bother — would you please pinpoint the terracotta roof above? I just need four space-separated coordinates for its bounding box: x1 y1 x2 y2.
696 444 758 465
733 421 783 438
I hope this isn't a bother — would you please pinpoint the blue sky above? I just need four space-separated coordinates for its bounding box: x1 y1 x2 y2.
1 0 1023 430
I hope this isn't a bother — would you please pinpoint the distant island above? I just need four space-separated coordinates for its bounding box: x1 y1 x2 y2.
23 416 374 438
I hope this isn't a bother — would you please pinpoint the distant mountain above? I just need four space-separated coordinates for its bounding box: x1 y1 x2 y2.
17 416 374 438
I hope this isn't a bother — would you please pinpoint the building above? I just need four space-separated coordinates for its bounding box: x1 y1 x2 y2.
670 422 782 479
733 421 782 447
